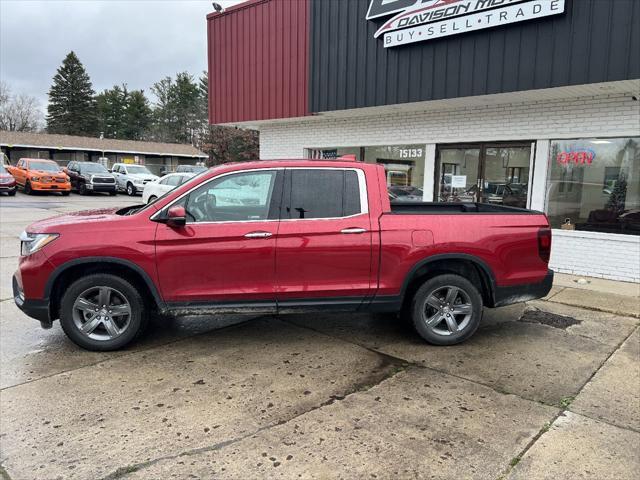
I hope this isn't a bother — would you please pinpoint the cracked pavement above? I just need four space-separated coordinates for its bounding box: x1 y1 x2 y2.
1 193 639 480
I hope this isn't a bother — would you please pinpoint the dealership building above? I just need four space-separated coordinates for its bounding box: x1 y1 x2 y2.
208 0 640 282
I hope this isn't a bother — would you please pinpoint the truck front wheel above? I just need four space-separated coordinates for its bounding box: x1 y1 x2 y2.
59 274 147 351
411 274 482 346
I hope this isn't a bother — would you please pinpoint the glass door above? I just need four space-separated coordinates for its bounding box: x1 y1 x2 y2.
436 143 532 208
436 147 481 202
480 145 531 208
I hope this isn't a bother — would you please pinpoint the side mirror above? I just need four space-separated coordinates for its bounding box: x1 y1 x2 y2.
166 205 187 228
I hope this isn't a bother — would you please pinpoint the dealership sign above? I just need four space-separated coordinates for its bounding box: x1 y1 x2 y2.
366 0 566 48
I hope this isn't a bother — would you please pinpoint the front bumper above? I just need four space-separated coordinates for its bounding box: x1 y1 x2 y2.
492 269 554 307
0 184 16 192
87 183 116 192
13 274 51 327
31 181 71 191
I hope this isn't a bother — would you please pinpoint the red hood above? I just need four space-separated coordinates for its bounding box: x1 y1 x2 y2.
26 208 123 233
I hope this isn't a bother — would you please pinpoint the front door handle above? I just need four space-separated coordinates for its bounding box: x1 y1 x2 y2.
341 228 367 234
244 231 273 238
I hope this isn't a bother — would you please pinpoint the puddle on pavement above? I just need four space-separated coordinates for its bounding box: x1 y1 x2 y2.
519 309 581 330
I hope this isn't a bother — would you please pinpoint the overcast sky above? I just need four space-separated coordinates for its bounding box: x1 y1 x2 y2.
0 0 243 115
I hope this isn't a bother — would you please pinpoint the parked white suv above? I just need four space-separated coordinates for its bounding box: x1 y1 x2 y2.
110 163 159 196
142 172 194 204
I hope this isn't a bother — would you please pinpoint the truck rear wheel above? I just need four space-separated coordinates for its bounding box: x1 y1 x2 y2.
410 274 482 346
59 274 147 351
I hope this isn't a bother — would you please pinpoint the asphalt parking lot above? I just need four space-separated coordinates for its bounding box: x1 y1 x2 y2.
0 191 638 480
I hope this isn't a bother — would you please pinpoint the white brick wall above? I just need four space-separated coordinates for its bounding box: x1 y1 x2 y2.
550 230 640 283
258 92 640 282
259 93 640 158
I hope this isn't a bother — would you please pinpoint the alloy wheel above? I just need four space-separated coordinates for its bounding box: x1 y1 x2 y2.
72 286 132 341
421 285 473 336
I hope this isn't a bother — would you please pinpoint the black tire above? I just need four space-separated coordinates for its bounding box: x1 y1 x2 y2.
8 190 16 196
79 183 87 195
126 183 136 196
61 191 70 196
148 195 157 204
59 273 148 351
109 191 117 196
410 274 482 346
24 181 33 195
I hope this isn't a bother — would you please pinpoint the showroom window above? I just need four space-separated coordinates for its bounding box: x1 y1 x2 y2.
435 143 532 207
547 137 640 235
306 144 426 201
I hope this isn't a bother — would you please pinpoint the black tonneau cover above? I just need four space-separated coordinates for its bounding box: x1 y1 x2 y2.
390 202 540 215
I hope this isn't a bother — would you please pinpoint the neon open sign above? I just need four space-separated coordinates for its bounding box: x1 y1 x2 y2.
557 148 596 165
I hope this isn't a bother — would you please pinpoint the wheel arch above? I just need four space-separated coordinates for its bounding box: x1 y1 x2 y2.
46 257 165 320
400 254 497 309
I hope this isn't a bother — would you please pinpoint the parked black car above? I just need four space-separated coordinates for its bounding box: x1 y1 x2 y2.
65 161 117 195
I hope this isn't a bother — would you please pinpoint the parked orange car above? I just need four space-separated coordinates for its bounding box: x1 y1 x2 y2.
6 158 71 195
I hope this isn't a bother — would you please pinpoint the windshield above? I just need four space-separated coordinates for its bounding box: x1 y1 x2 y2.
80 163 108 174
0 164 6 174
29 161 61 172
126 165 152 175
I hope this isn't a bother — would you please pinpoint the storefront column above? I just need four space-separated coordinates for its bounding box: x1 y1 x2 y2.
423 144 436 201
529 139 549 211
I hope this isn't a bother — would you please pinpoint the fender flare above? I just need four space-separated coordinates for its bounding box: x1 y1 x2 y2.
400 253 497 305
44 256 165 309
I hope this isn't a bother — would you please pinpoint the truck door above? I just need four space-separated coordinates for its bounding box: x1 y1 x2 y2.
155 168 283 307
275 168 373 309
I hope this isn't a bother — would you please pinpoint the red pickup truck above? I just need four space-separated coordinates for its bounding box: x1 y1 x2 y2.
13 160 553 351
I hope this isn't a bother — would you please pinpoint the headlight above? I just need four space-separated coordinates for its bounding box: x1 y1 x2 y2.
19 232 59 256
31 176 39 181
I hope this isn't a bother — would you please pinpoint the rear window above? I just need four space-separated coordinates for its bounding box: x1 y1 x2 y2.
287 169 362 219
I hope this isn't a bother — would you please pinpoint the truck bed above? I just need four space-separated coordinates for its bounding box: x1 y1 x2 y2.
390 202 539 215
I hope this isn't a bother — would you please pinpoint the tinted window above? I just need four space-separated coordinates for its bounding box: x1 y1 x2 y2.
183 170 277 223
344 170 361 216
80 163 108 174
287 169 362 219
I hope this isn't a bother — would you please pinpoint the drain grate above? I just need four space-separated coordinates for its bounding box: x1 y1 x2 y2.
519 309 581 330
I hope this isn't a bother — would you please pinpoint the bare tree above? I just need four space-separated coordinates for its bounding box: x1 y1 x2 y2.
0 81 42 132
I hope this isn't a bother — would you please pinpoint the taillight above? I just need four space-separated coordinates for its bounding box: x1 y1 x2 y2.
538 228 552 263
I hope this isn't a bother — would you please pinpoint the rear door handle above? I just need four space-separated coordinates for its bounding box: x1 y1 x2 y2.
341 228 367 234
244 231 273 238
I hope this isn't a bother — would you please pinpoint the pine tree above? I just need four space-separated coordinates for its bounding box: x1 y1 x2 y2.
150 73 201 144
96 84 128 139
124 90 152 141
46 51 97 135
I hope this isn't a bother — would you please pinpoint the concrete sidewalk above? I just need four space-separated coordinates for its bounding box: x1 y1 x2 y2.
544 272 640 318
